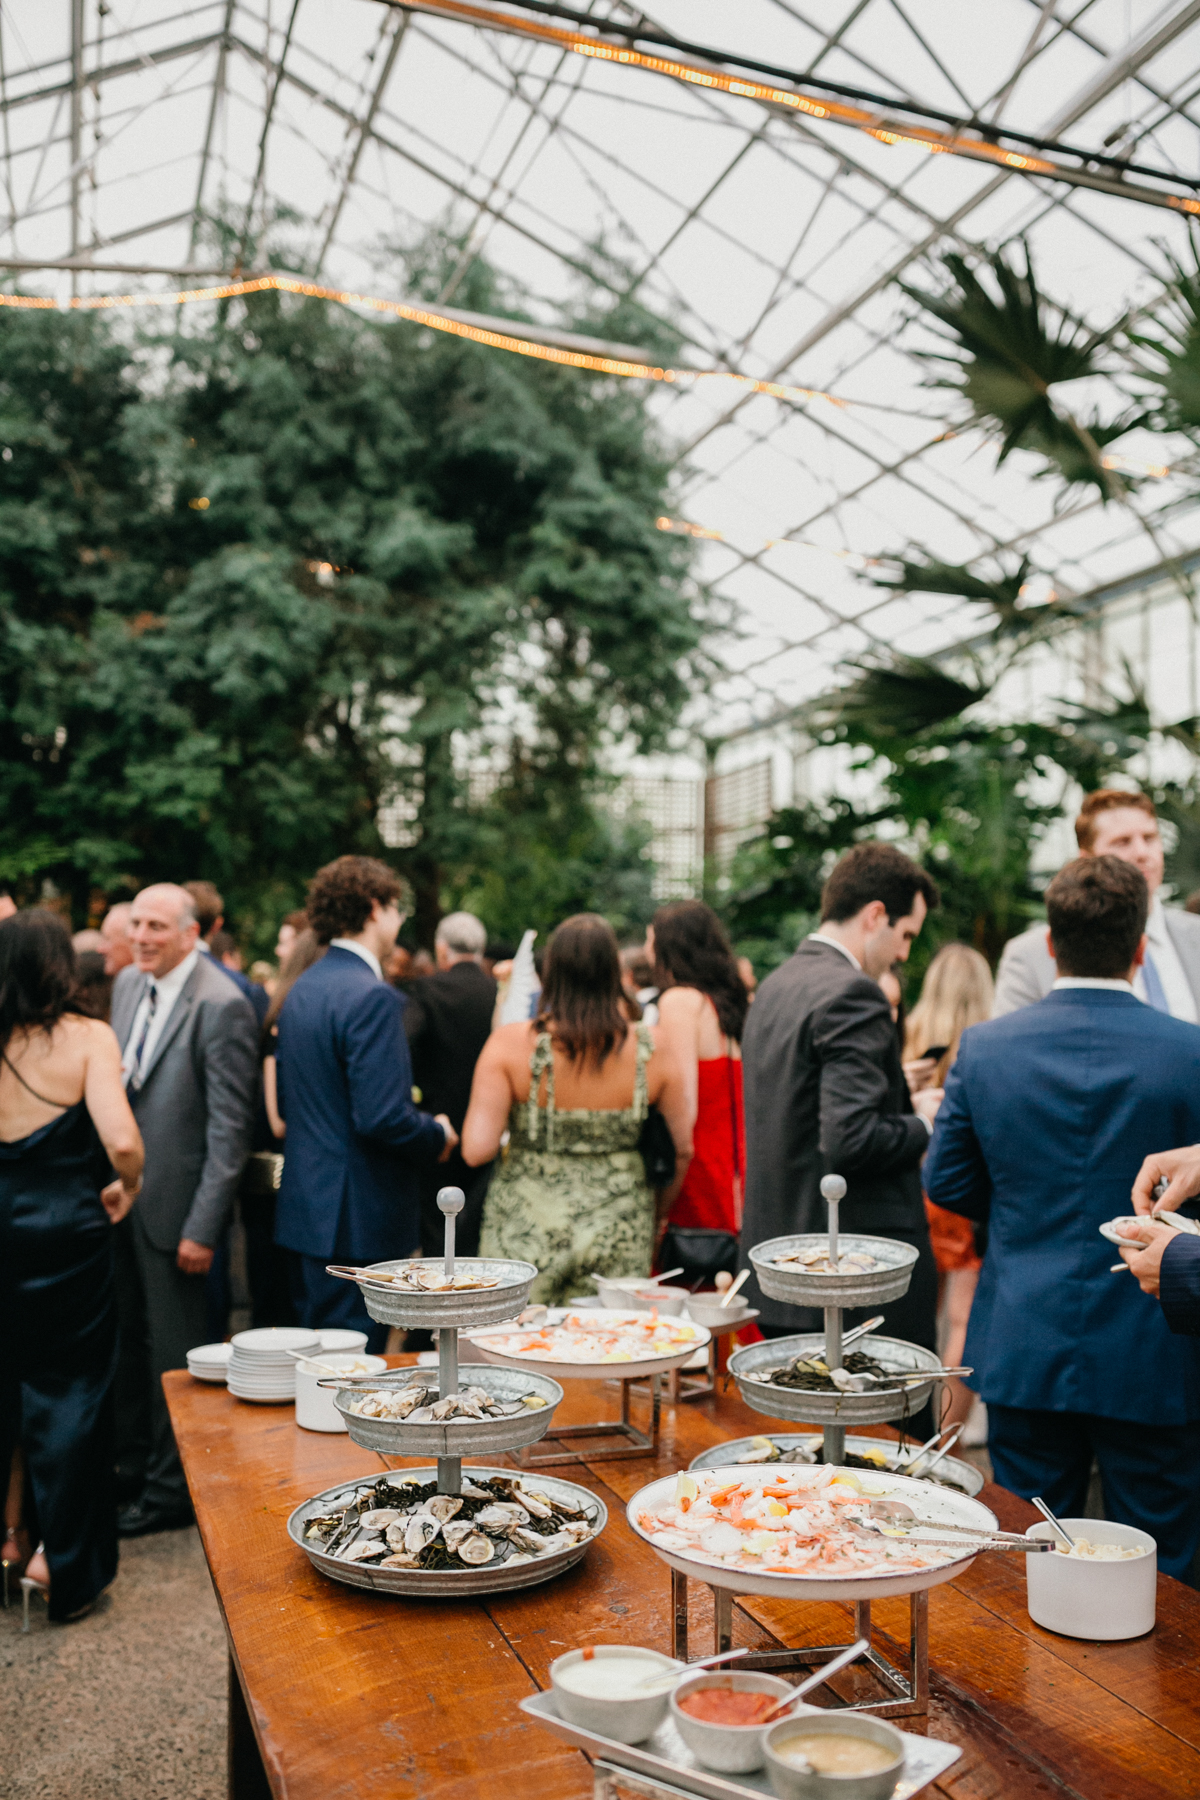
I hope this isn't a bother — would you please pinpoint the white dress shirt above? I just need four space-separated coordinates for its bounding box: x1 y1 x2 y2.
1133 896 1198 1022
1052 977 1134 994
122 948 200 1087
329 937 383 981
807 931 862 971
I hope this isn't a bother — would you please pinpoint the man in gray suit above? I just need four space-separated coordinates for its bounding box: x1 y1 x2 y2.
111 883 258 1535
994 790 1200 1019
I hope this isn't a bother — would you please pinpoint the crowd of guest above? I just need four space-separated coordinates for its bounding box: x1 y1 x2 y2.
4 784 1200 1626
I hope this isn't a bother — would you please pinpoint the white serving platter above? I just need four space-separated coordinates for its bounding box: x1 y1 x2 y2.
626 1464 998 1602
520 1689 962 1800
467 1308 711 1383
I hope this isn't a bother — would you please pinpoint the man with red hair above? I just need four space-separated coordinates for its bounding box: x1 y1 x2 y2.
994 789 1200 1018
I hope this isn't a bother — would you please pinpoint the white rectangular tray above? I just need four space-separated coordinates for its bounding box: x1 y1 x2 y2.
520 1690 961 1800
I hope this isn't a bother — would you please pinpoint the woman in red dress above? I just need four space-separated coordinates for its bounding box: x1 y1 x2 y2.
646 901 748 1286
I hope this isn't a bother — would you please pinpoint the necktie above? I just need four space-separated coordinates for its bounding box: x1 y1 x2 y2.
129 981 159 1088
1142 951 1171 1014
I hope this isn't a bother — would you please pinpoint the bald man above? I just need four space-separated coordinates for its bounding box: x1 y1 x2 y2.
110 883 258 1535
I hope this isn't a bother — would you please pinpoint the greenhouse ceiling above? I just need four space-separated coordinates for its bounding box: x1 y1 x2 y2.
5 0 1200 737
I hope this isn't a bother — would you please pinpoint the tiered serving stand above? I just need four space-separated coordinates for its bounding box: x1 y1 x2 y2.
286 1189 608 1597
648 1175 967 1717
469 1307 712 1465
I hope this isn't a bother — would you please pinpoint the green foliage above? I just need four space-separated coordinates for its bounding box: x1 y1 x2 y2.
0 260 702 945
1129 235 1200 433
722 796 888 975
902 245 1142 498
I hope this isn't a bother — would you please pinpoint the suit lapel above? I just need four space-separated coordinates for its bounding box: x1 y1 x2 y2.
113 972 149 1052
1163 910 1200 1006
139 963 201 1086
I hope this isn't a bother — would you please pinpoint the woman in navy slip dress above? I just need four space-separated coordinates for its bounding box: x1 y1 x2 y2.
0 910 143 1622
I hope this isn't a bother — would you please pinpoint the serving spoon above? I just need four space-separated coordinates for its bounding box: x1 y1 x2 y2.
1032 1495 1075 1548
758 1638 872 1729
633 1647 749 1691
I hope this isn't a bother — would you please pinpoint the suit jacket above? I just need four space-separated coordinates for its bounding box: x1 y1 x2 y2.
924 988 1200 1424
993 906 1200 1017
739 938 930 1329
111 957 259 1252
403 960 497 1130
1161 1232 1200 1337
274 946 446 1263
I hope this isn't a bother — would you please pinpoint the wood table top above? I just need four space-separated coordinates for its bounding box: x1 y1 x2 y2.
165 1365 1200 1800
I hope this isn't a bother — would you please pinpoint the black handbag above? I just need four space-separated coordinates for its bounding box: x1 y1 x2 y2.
637 1104 676 1189
657 1225 740 1287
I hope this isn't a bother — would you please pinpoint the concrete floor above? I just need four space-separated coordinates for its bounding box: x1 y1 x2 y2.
3 1528 226 1800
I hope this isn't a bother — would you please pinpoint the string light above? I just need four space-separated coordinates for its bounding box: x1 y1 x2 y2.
0 271 846 412
410 0 1199 216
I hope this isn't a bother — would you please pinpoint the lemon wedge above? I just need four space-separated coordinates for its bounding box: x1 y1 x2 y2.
674 1472 699 1506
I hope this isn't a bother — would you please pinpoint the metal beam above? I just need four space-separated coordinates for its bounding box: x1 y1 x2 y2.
238 0 302 267
69 0 83 292
0 32 225 117
188 0 236 264
315 9 409 273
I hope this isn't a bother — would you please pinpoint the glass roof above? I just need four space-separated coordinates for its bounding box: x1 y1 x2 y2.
5 0 1200 738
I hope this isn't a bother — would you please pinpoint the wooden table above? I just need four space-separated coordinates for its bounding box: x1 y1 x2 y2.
165 1367 1200 1800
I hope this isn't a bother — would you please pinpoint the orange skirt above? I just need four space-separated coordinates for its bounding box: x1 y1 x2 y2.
924 1198 981 1274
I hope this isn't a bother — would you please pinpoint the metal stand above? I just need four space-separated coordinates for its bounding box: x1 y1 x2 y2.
669 1570 929 1719
514 1373 662 1466
436 1188 464 1496
661 1338 720 1403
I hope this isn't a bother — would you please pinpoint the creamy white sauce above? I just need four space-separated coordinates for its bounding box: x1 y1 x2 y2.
556 1654 672 1697
1053 1538 1145 1561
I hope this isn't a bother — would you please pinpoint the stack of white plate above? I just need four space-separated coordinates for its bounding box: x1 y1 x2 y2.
228 1326 318 1402
187 1342 233 1383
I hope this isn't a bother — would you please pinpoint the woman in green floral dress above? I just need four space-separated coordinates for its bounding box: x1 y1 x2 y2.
463 914 692 1306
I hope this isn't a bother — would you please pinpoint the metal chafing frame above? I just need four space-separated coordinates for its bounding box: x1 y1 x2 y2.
670 1569 929 1719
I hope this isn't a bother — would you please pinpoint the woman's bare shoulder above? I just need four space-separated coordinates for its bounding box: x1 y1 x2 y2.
656 985 706 1019
65 1014 121 1055
487 1021 537 1059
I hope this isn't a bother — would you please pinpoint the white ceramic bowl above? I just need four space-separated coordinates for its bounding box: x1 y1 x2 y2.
317 1328 369 1353
669 1670 796 1773
683 1293 755 1330
764 1712 906 1800
294 1354 387 1432
548 1646 682 1743
1025 1519 1156 1640
592 1276 689 1315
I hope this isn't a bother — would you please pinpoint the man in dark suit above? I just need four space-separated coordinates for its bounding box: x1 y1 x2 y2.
404 910 497 1259
925 856 1200 1577
111 883 259 1535
740 843 942 1354
273 856 456 1348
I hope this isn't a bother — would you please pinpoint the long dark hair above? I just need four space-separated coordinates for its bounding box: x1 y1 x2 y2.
536 913 628 1067
0 909 84 1055
651 900 748 1040
263 927 326 1044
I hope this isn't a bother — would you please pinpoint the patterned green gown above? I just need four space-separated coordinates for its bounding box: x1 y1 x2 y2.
478 1025 656 1306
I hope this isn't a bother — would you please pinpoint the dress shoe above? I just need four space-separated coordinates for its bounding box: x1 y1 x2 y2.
117 1498 194 1538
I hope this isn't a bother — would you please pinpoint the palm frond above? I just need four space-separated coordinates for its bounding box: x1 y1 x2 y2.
813 653 991 747
1128 234 1200 433
902 244 1135 498
868 552 1085 642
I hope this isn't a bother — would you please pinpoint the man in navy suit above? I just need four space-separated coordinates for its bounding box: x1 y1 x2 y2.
274 856 456 1348
925 855 1200 1578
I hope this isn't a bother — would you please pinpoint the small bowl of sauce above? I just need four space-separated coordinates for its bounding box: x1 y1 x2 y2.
549 1645 682 1744
669 1671 796 1774
764 1713 906 1799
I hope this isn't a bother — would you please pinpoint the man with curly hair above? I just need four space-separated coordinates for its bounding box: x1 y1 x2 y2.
273 856 456 1344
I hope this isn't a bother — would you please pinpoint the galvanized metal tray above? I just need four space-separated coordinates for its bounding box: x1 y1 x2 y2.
468 1309 711 1383
335 1365 565 1457
520 1689 962 1800
688 1433 984 1497
353 1257 538 1329
627 1464 997 1602
750 1234 917 1309
287 1466 607 1597
728 1333 942 1426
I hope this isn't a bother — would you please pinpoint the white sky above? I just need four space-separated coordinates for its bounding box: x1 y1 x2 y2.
5 0 1200 739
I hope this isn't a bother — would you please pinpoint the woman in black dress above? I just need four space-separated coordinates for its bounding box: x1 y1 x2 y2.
0 910 143 1624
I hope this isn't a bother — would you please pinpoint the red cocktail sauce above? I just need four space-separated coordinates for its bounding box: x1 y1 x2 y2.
676 1688 776 1726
